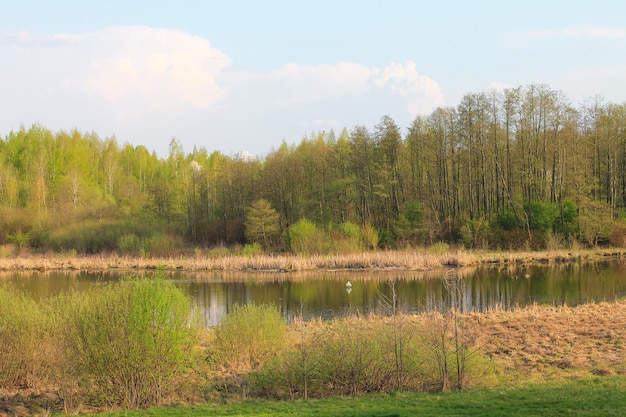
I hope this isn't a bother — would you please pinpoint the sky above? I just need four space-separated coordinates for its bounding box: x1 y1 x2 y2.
1 0 626 158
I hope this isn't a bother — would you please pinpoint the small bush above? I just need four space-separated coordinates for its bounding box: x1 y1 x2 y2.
361 224 379 249
208 245 233 258
330 222 362 254
0 286 53 390
288 219 330 255
242 242 263 257
428 241 449 254
211 303 287 371
144 233 184 257
118 233 143 254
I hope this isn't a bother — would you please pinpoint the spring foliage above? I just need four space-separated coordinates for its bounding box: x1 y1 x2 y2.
2 85 626 253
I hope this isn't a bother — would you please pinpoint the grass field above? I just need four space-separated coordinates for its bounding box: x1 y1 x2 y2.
91 377 626 417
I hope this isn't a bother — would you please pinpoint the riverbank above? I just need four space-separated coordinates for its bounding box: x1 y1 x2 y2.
0 247 625 272
1 298 625 416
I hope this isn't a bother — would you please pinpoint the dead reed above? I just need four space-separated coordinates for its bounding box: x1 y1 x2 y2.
0 247 623 273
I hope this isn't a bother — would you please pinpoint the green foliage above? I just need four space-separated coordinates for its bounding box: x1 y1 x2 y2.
338 221 360 239
208 245 234 258
527 201 559 233
242 242 263 257
57 275 200 409
556 200 577 233
579 201 614 246
7 230 30 248
361 223 379 250
331 222 362 254
428 241 449 254
211 303 287 371
312 319 396 395
245 199 281 250
5 88 626 253
288 218 330 255
252 311 495 399
118 233 142 254
459 218 490 249
0 286 52 390
393 202 424 244
143 233 184 257
495 211 519 231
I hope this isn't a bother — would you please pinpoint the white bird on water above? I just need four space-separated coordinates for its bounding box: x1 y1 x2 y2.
346 281 352 289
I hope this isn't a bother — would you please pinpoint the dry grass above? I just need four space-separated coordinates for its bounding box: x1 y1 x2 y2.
464 300 626 381
0 247 623 273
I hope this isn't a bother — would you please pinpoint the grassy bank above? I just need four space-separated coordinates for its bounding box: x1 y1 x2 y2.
2 270 626 415
0 247 625 272
92 377 626 417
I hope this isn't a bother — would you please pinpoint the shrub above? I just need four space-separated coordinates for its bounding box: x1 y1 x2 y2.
57 275 201 409
242 242 263 257
144 233 184 257
361 223 379 250
339 221 361 239
208 245 233 258
331 222 362 254
0 285 53 390
211 304 287 370
118 233 143 254
303 318 396 396
288 219 330 255
428 241 449 254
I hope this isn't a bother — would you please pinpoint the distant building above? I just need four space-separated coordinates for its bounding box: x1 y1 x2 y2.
236 150 255 162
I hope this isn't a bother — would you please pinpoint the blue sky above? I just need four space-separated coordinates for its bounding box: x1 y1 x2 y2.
1 0 625 157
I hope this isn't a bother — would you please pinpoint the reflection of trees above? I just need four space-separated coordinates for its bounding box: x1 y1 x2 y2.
3 262 626 326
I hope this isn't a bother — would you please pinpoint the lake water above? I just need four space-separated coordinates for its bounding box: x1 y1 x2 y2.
2 259 626 326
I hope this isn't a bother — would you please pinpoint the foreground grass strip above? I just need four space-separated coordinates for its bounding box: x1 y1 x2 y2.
93 377 626 417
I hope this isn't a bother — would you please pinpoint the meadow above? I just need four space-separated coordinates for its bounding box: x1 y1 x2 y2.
1 266 625 416
90 377 626 417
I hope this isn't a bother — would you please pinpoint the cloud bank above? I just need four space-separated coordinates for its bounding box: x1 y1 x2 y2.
0 26 444 156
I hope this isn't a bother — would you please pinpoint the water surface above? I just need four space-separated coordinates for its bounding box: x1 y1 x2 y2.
2 260 626 326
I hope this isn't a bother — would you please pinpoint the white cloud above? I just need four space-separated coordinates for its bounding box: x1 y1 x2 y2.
1 26 444 156
80 26 231 112
371 61 444 115
1 26 230 114
223 60 443 116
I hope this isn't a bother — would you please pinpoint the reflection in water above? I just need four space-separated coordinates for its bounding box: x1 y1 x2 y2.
1 260 626 326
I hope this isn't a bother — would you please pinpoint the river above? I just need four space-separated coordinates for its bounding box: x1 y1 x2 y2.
2 259 626 326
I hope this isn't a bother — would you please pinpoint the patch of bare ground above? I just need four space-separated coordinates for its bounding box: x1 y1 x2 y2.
0 390 62 417
465 300 626 381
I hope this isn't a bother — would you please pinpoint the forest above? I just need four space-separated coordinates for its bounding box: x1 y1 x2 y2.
1 83 626 256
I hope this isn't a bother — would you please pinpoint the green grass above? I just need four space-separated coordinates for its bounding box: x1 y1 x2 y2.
91 376 626 417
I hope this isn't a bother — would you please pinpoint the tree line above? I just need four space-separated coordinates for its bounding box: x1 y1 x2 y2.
2 83 626 255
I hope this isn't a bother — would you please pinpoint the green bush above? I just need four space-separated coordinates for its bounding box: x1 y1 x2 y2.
428 241 449 254
0 285 52 390
339 222 361 239
144 233 184 257
361 223 379 249
330 222 362 254
58 275 200 409
118 233 143 254
242 242 263 257
288 219 330 255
